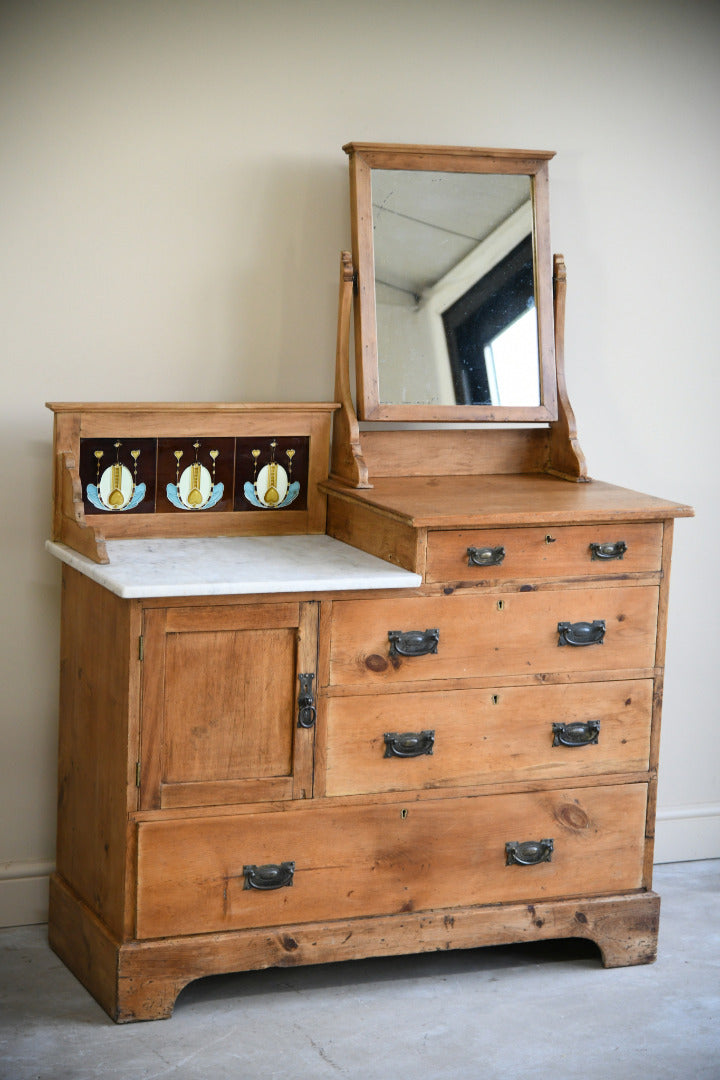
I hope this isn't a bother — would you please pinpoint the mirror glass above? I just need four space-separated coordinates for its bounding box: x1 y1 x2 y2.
372 169 539 408
346 144 557 422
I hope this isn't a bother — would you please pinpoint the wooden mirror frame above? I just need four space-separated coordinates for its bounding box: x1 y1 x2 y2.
345 142 558 423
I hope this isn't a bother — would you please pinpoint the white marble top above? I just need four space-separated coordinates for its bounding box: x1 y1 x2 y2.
45 535 422 599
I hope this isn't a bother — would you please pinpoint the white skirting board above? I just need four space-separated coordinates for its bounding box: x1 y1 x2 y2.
653 804 720 865
0 860 53 928
1 811 719 928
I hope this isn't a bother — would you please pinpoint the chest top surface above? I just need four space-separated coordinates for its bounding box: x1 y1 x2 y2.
323 474 693 530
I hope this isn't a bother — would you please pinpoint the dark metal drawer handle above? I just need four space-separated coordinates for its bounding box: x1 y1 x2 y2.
506 839 554 866
384 730 435 758
388 629 439 657
590 541 627 561
467 545 505 567
557 620 605 646
243 862 295 891
552 720 601 747
297 672 316 729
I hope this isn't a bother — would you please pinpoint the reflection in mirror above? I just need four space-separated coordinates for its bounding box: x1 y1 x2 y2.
372 169 540 408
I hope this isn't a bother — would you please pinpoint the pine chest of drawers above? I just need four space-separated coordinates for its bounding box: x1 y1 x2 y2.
48 470 689 1022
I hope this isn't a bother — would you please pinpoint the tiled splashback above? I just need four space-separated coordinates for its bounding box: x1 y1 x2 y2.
80 435 310 515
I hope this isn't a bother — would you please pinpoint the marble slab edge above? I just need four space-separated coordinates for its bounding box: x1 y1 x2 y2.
45 537 422 599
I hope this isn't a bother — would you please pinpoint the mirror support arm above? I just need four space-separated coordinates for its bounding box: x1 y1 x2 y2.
545 255 588 482
328 252 588 489
330 251 371 488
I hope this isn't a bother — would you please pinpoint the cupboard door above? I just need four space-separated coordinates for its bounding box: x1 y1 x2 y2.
139 601 318 809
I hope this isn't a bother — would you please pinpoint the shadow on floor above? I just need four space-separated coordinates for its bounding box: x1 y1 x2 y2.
175 935 601 1012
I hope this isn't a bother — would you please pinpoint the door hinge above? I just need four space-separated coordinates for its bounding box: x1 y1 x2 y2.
138 635 144 661
135 761 141 787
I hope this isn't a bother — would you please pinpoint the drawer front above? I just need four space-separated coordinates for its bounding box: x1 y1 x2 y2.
328 586 659 688
136 784 648 939
425 523 663 584
324 679 653 796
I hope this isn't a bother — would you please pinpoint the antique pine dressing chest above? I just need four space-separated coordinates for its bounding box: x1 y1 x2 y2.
47 144 692 1022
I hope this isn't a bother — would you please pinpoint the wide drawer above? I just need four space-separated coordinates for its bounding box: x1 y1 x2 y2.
425 523 663 584
324 679 653 796
136 783 648 939
328 586 659 687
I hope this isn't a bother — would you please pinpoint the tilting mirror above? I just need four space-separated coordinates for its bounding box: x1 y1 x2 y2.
345 143 558 422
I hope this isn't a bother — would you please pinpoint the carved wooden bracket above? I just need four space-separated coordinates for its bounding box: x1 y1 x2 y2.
54 451 109 564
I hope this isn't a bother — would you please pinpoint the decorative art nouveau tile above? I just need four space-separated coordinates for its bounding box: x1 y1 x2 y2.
78 433 312 518
234 436 309 512
80 438 157 515
157 437 235 513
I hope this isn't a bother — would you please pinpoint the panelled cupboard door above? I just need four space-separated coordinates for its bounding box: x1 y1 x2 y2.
139 601 318 810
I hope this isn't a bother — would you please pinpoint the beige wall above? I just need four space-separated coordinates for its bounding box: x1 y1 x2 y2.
1 0 718 926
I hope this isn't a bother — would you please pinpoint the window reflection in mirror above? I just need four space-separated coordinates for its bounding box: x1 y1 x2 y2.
372 169 540 408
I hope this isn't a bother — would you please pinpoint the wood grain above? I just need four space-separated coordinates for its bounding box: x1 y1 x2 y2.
140 601 310 810
55 567 139 937
328 585 659 688
329 251 370 488
643 519 676 883
324 679 653 796
323 474 693 530
48 871 660 1022
326 492 426 572
136 783 647 939
354 428 552 478
56 452 108 562
425 522 663 583
547 254 588 480
292 602 320 800
46 403 337 552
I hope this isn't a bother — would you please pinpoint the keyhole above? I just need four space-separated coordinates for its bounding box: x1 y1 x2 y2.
497 599 505 611
492 694 500 705
400 808 408 820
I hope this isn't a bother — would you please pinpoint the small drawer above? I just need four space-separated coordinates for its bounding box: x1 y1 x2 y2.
328 586 659 688
324 679 653 796
135 783 648 939
425 523 663 584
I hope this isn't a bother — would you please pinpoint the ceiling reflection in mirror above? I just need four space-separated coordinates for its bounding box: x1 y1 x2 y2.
371 169 540 408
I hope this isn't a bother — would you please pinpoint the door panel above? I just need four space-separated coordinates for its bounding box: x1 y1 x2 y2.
163 627 296 783
140 601 318 809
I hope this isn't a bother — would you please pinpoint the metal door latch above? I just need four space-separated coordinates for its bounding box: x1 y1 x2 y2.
297 673 316 728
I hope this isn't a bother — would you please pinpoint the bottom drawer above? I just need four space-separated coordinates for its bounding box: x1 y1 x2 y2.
136 784 648 939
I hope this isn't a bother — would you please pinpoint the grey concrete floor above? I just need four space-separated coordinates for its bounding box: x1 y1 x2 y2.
1 861 718 1080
